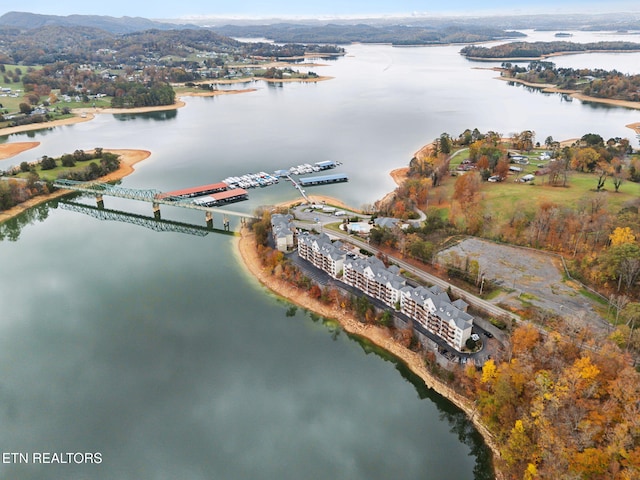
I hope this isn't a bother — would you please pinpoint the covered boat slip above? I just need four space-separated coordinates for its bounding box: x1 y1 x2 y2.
157 182 229 200
298 173 349 187
192 188 249 207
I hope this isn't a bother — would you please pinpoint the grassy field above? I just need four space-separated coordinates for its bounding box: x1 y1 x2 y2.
13 158 104 182
0 65 41 113
481 172 640 219
0 63 112 116
443 146 640 222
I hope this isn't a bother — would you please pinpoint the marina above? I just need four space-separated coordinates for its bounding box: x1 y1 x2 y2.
221 172 280 189
156 182 229 200
299 172 349 187
191 188 249 206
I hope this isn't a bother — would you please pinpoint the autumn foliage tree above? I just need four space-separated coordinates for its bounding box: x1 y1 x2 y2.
469 322 640 479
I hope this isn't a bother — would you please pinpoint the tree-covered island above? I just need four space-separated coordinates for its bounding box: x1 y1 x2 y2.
0 148 120 211
460 40 640 60
497 60 640 103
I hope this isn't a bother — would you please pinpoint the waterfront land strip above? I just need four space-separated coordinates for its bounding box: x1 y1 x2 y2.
0 148 150 223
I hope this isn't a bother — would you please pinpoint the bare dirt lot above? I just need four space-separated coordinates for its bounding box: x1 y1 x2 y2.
437 238 610 331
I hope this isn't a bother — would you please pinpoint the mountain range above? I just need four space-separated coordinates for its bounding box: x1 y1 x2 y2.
0 11 196 34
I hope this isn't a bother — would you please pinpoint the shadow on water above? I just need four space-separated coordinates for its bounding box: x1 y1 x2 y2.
506 81 640 111
58 200 237 237
0 193 238 241
0 195 66 241
280 302 495 480
346 330 495 480
112 109 178 122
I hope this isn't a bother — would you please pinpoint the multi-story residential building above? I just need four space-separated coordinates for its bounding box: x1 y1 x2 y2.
297 232 345 278
294 232 474 351
400 285 473 351
270 214 296 252
342 256 406 307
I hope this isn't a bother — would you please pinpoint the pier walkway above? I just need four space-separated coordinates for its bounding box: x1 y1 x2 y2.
286 175 311 203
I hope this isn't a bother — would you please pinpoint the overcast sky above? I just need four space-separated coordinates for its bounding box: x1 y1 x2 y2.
2 0 639 20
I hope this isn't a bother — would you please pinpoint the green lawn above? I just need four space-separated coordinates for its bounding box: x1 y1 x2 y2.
14 159 103 182
483 171 640 216
435 161 640 228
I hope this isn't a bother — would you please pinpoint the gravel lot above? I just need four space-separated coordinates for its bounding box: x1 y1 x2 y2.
436 238 609 331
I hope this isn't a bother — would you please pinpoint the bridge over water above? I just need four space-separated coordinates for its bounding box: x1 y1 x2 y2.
59 200 236 237
53 179 257 230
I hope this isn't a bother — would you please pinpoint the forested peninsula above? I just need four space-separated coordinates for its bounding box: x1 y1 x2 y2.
498 60 640 103
460 41 640 60
213 23 526 46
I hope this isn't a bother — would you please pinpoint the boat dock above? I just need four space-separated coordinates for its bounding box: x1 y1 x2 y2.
156 182 229 200
298 173 349 187
191 188 249 207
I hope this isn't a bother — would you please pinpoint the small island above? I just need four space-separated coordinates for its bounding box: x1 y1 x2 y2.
460 40 640 61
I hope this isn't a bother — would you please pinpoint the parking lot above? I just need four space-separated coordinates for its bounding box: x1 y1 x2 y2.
436 238 609 332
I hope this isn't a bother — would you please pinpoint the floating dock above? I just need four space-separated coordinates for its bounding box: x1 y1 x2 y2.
298 173 349 187
315 160 337 170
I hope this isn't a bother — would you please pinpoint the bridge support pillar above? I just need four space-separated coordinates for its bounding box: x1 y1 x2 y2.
205 211 213 229
96 194 104 209
153 202 161 220
223 215 230 231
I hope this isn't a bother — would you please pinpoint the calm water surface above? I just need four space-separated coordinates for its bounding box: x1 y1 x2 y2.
1 31 639 479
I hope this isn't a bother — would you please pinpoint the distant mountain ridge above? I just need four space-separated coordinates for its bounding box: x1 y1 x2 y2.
0 11 198 34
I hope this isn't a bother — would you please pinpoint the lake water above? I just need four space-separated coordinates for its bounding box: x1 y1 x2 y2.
1 30 640 479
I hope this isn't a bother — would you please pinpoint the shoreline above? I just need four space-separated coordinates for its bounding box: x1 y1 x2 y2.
235 226 503 478
465 48 640 62
0 148 150 224
496 74 640 110
0 76 333 138
276 193 364 213
626 122 640 134
0 141 40 160
235 163 504 479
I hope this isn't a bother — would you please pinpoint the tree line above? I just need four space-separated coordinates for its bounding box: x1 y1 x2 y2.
460 40 640 59
0 148 120 212
214 23 525 46
500 60 640 102
252 205 640 480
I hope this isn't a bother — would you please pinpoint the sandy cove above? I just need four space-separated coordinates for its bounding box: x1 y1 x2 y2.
0 142 40 160
627 122 640 134
276 194 364 213
236 227 503 477
0 149 150 224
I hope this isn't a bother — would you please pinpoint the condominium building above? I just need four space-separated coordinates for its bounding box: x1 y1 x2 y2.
342 256 406 307
294 232 474 351
400 285 473 351
297 232 345 279
271 214 296 252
